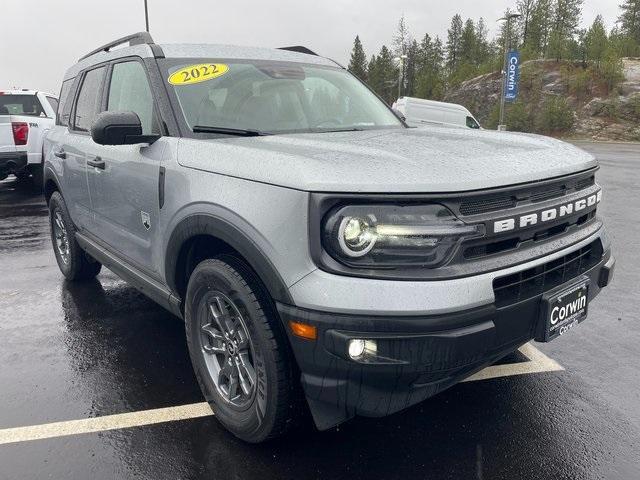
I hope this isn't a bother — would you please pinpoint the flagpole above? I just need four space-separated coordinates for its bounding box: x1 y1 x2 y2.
144 0 150 32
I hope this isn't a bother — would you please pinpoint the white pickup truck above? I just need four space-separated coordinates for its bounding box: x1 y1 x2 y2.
0 89 58 186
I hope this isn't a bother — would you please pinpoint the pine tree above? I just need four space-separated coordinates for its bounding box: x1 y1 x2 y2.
538 0 554 54
518 0 538 41
380 46 399 103
548 0 584 60
415 34 445 100
475 17 491 65
405 40 420 97
393 15 412 56
446 14 464 72
393 16 413 97
618 0 640 44
367 54 381 96
367 46 398 104
570 28 588 64
460 19 477 66
348 35 368 81
584 15 608 67
520 0 563 59
496 9 521 52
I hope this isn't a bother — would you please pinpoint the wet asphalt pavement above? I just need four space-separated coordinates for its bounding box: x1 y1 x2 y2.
0 142 639 480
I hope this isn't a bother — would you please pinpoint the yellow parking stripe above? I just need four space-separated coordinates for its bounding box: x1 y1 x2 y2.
0 402 214 446
463 343 564 382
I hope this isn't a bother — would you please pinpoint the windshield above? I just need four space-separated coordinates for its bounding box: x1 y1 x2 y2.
161 59 403 135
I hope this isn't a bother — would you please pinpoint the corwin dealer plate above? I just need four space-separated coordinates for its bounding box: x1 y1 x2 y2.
538 277 590 342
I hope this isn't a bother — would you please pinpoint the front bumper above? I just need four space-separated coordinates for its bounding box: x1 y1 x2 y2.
0 152 28 176
278 245 614 430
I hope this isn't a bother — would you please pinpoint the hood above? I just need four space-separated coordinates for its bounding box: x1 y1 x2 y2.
177 126 597 193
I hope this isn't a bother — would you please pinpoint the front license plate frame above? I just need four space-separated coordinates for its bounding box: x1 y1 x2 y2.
537 276 590 342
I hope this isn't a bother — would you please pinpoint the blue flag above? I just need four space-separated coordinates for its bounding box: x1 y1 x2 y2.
504 50 520 102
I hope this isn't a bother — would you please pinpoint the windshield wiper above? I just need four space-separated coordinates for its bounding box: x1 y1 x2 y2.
319 127 365 133
192 125 271 136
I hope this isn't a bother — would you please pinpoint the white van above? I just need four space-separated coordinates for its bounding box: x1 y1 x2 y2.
392 97 481 130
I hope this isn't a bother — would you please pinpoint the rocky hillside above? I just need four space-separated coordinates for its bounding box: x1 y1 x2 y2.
445 59 640 142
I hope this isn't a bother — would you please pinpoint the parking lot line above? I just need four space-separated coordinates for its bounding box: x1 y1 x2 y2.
462 343 564 382
0 403 214 446
0 343 562 446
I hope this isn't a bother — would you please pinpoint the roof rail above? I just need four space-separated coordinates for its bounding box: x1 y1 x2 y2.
79 32 158 61
278 46 318 56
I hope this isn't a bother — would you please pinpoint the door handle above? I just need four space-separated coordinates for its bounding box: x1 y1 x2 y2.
53 148 66 159
87 156 105 170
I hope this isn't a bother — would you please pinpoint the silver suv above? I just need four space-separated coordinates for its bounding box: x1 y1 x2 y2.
44 33 615 443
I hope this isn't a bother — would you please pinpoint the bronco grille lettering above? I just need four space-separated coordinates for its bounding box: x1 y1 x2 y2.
493 190 601 234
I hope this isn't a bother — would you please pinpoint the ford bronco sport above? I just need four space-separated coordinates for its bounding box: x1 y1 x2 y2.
44 33 615 443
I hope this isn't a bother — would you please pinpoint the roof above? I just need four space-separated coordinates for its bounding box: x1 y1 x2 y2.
0 89 57 97
64 42 339 81
397 97 471 113
159 44 338 67
64 43 155 80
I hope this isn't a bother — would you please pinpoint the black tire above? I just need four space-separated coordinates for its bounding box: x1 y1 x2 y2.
49 191 102 281
185 255 302 443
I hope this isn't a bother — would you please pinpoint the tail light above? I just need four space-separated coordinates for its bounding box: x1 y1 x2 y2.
12 122 28 146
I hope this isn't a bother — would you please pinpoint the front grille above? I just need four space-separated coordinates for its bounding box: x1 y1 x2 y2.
529 185 566 202
492 239 603 308
575 176 596 191
459 196 517 216
458 174 595 216
464 210 597 259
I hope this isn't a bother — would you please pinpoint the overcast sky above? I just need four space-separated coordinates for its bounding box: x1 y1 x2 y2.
1 0 622 94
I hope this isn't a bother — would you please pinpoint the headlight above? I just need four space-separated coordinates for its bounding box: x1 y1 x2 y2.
323 204 482 268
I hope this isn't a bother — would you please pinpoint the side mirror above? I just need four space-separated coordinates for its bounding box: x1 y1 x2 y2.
91 111 160 146
392 108 406 122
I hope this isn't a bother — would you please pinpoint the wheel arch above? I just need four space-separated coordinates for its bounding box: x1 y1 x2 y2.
165 214 294 308
43 166 61 205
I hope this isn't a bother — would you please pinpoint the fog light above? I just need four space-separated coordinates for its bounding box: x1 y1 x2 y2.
348 339 366 358
348 339 377 360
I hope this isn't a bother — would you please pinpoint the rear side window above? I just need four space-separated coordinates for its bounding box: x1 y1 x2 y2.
58 78 76 126
107 61 158 135
46 97 59 116
0 94 46 117
73 67 106 132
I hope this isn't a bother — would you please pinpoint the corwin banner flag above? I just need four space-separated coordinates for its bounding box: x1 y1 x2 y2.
504 50 520 102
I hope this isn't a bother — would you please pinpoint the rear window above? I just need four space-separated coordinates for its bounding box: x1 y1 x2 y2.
0 94 46 117
57 79 75 126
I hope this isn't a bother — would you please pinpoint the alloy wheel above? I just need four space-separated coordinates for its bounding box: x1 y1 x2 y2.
199 292 257 409
52 210 70 264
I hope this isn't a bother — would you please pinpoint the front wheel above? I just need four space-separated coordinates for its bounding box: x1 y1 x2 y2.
185 255 302 443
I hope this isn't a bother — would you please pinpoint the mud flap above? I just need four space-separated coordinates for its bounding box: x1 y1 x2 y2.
305 395 352 431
